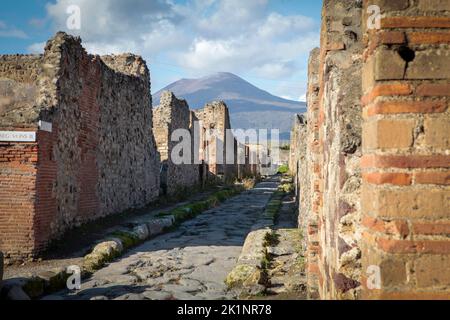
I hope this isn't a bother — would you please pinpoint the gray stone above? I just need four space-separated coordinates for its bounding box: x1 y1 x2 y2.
90 296 109 300
142 290 173 300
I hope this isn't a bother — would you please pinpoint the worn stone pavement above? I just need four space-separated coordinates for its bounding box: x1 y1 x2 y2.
44 177 280 300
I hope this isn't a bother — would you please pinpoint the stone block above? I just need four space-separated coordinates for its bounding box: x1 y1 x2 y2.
372 0 410 11
363 119 415 150
406 49 450 80
415 255 450 288
424 117 450 149
374 49 406 81
417 0 450 11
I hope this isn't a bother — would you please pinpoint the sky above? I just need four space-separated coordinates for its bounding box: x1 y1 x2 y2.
0 0 322 101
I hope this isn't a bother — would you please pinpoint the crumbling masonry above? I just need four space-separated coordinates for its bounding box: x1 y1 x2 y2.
0 32 247 262
153 91 200 195
194 101 238 183
0 33 160 262
291 0 450 299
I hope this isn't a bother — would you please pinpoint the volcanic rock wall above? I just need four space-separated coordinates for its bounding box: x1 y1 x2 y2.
0 32 160 261
153 91 200 196
291 0 364 300
292 0 450 300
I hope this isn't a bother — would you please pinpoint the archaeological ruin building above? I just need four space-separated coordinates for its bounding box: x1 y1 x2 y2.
0 32 251 263
290 0 449 299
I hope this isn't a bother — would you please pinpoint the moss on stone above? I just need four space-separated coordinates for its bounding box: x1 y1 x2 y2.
110 231 139 249
225 264 260 288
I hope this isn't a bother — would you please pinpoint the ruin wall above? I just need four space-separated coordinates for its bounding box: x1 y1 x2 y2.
153 91 200 196
0 32 160 261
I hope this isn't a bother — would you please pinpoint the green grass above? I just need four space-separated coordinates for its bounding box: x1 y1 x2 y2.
277 164 289 174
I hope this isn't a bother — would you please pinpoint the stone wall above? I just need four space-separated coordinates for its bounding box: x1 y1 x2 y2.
194 101 237 182
153 91 200 196
292 0 450 300
292 0 365 300
289 114 308 250
0 32 160 262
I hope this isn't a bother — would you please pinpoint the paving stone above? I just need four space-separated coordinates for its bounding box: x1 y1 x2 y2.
41 178 280 300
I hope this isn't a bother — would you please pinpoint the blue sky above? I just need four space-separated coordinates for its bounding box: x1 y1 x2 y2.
0 0 322 100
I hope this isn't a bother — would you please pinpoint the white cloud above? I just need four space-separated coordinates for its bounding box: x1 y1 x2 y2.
28 0 319 85
27 42 46 54
299 94 307 102
0 20 28 39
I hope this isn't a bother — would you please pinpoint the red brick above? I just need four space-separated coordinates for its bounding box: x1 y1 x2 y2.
377 238 450 254
363 172 412 185
382 16 450 29
366 100 447 116
417 83 450 96
412 221 450 235
361 84 413 105
362 216 410 238
361 154 450 169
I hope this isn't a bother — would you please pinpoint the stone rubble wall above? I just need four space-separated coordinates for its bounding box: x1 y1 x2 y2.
289 115 308 249
153 91 200 196
292 0 364 299
292 0 450 300
0 32 160 261
0 55 42 126
290 0 364 300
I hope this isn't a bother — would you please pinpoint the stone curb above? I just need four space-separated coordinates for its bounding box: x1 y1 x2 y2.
1 184 249 300
225 185 287 295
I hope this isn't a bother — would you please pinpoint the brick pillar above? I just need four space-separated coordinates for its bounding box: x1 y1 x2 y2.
361 0 450 299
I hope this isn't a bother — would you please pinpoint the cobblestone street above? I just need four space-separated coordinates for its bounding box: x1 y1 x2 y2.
45 178 280 300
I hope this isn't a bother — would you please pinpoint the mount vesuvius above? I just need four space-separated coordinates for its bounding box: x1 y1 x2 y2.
153 72 306 141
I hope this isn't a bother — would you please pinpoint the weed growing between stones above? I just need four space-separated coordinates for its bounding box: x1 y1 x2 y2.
277 164 289 174
157 180 254 225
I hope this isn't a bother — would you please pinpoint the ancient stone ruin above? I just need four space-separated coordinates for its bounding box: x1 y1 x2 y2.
194 101 239 183
0 32 246 263
153 91 201 195
0 32 160 262
291 0 450 299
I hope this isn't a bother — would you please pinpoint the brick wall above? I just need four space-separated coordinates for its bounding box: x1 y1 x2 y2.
0 135 38 260
293 0 450 300
360 0 450 299
0 32 160 261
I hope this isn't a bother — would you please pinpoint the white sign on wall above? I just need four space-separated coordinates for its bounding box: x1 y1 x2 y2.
0 131 36 142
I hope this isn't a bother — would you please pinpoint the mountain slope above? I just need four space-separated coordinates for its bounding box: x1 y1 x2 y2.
153 72 306 140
